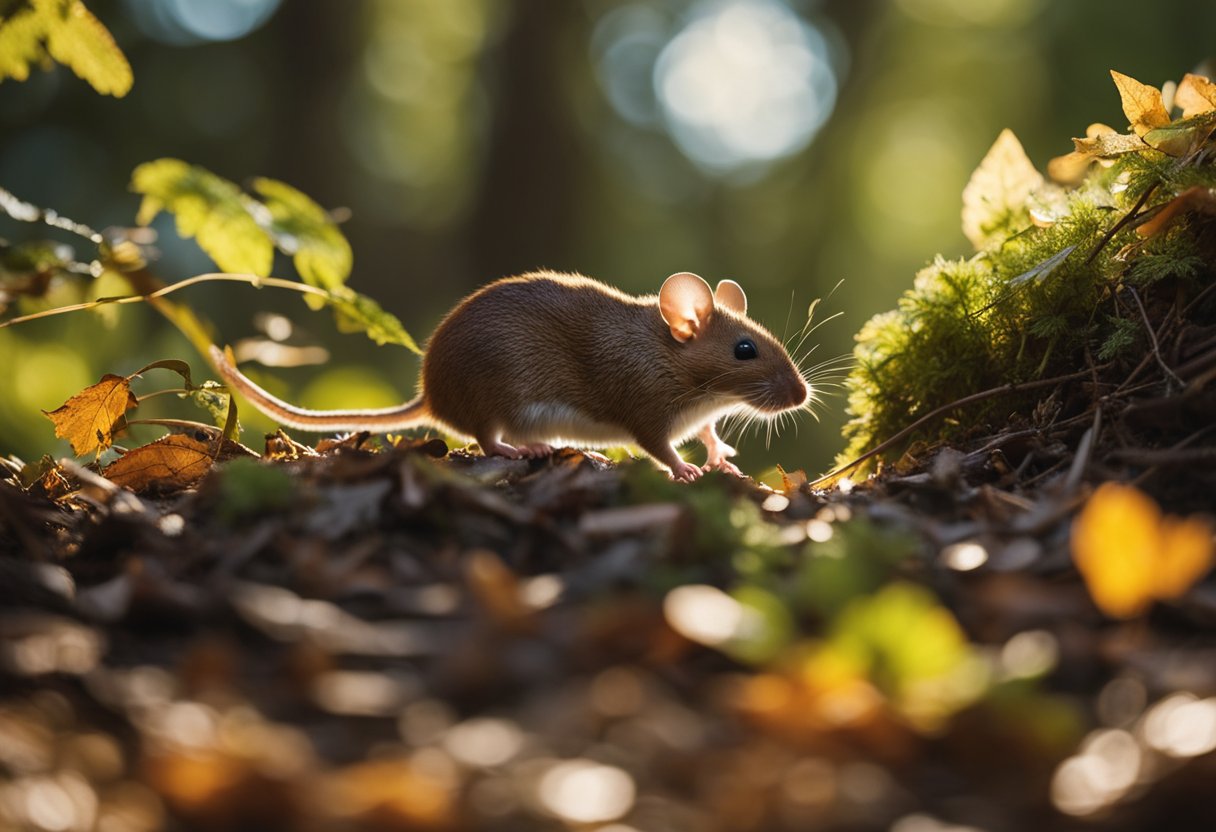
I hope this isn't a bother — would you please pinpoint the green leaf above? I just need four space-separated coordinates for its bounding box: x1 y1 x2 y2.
131 159 274 276
1008 244 1077 287
326 286 422 353
38 0 131 97
0 7 46 84
251 177 353 305
130 358 194 387
183 380 240 442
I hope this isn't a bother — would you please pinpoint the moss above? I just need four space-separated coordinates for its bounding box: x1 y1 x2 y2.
839 72 1216 466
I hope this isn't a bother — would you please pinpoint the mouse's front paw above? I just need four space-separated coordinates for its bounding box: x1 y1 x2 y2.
703 458 744 477
669 460 703 482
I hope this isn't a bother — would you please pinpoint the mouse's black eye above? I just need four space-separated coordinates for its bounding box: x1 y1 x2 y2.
734 338 758 360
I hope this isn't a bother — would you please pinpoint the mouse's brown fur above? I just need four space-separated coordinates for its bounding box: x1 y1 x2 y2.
211 270 809 481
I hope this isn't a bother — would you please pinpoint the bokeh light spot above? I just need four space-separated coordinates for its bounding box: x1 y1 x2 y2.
654 0 837 175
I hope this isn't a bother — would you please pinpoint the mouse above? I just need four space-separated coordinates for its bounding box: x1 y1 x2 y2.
209 270 810 481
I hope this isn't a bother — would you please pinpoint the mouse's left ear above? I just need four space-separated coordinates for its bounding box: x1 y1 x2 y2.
714 279 747 315
660 272 714 342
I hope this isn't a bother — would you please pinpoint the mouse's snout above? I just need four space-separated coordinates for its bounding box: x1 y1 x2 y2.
751 373 808 413
783 376 809 409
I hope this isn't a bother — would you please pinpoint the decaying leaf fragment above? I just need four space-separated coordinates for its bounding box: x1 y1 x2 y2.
961 129 1044 250
102 433 215 493
43 374 137 457
1071 482 1214 619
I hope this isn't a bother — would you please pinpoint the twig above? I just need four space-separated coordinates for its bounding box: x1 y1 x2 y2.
0 272 332 330
1063 406 1101 494
1127 285 1183 390
1085 182 1158 265
809 366 1103 489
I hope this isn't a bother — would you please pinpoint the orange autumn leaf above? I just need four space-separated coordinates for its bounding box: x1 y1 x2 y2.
1071 483 1214 619
103 433 215 493
43 373 138 457
1136 186 1216 238
1110 70 1171 137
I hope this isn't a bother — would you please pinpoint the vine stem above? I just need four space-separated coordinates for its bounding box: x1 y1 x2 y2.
0 272 331 330
809 366 1104 489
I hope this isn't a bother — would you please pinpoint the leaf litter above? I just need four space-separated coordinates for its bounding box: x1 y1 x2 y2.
2 397 1216 832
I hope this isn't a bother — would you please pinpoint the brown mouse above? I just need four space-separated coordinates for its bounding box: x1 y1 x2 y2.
210 271 809 481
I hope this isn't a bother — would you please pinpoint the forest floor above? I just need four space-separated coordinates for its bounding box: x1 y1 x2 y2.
3 418 1216 832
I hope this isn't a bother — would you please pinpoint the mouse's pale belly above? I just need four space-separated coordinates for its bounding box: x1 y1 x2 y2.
505 398 736 448
508 402 633 446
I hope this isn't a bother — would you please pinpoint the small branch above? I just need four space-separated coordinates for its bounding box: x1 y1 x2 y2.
1085 182 1158 265
1063 405 1101 494
0 272 332 330
1127 285 1183 390
809 367 1102 489
0 186 103 244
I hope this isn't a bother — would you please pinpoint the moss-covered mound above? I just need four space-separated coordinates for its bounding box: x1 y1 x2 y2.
842 70 1216 467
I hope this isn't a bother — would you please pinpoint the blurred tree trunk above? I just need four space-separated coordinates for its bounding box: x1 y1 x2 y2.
468 0 584 281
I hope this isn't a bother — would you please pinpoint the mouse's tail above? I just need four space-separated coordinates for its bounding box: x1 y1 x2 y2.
209 345 429 432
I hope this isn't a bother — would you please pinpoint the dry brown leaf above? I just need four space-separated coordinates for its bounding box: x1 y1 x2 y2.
1174 73 1216 118
961 129 1044 249
43 374 137 457
777 464 808 495
103 433 215 493
1048 124 1133 183
1110 70 1171 137
464 549 532 629
1136 186 1216 238
1071 130 1146 158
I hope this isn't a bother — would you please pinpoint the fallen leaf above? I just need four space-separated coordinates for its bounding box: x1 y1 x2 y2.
43 374 137 457
1110 70 1171 137
1071 129 1146 158
1142 111 1216 157
776 464 808 495
961 129 1044 250
1174 73 1216 119
102 433 215 493
1071 483 1214 618
1136 186 1216 238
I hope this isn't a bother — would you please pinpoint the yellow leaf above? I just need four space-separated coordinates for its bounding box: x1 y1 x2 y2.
961 129 1044 250
1110 70 1171 137
1155 517 1216 599
1071 483 1214 618
0 8 47 84
41 0 132 97
102 433 215 493
1174 73 1216 119
131 159 274 276
251 177 353 296
42 374 137 457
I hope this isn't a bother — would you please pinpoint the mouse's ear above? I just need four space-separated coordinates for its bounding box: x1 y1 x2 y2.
714 279 747 315
660 272 714 342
